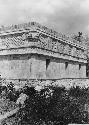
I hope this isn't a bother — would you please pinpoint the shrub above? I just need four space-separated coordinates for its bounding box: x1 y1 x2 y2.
19 86 89 125
4 85 89 125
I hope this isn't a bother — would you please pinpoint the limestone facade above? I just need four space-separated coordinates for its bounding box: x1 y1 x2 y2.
0 22 87 79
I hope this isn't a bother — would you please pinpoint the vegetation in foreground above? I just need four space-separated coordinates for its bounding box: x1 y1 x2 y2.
0 82 89 125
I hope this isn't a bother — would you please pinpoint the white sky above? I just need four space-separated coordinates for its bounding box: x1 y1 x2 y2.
0 0 89 35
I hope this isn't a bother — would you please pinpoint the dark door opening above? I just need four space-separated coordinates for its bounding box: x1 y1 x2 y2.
46 59 50 70
65 62 68 70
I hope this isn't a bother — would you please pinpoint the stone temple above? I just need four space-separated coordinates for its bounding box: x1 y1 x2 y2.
0 22 87 79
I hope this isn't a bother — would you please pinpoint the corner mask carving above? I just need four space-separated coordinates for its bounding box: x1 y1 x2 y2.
22 32 41 41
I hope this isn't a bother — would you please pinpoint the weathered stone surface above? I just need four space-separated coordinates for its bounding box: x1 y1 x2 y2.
0 22 87 60
0 22 87 79
0 54 86 79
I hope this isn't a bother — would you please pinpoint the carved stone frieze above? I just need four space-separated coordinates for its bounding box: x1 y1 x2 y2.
0 29 87 60
22 32 40 41
64 45 70 55
70 47 76 57
52 41 58 52
37 35 86 59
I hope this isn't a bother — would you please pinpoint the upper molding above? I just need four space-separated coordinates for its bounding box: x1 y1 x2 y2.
0 22 87 50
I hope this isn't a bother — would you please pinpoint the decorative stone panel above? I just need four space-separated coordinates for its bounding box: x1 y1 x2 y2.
0 22 87 61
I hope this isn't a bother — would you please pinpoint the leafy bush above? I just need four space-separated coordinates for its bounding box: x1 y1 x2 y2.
2 85 89 125
18 86 89 125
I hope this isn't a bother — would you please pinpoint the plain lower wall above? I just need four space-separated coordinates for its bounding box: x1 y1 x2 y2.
0 54 86 79
46 58 86 79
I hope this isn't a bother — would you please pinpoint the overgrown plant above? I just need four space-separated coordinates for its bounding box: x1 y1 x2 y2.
17 85 89 125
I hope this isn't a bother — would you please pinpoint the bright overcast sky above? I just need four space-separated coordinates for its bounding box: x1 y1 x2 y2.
0 0 89 35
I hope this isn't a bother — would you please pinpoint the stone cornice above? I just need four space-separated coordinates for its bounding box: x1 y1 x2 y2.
0 47 87 63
